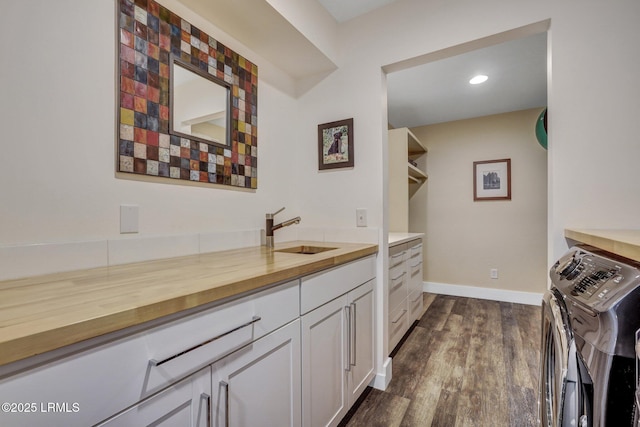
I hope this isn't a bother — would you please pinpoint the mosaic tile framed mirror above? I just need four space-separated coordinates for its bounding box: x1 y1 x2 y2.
117 0 258 189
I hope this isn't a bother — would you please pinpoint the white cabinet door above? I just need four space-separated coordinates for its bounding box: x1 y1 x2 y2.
302 280 376 427
346 279 375 406
211 319 301 427
97 367 211 427
301 295 349 427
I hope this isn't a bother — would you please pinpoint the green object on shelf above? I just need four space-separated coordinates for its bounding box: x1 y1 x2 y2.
536 108 548 149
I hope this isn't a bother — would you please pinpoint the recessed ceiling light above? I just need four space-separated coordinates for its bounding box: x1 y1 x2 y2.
469 75 488 85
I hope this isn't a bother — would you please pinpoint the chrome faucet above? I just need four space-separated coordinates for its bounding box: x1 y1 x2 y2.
265 207 301 248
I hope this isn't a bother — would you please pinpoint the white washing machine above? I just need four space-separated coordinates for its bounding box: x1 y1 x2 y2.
540 245 640 426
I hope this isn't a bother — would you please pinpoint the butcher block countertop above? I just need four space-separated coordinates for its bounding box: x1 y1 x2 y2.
0 241 377 367
565 228 640 262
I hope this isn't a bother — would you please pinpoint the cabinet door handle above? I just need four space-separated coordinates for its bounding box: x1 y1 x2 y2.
220 381 230 427
350 302 357 367
150 316 261 367
345 306 351 372
201 393 211 427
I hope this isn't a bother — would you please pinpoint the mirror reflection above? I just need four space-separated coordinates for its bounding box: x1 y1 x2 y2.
170 58 231 147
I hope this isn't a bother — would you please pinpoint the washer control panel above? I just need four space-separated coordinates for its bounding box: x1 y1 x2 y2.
551 246 640 310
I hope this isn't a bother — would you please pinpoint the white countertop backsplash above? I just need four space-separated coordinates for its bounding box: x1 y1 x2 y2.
0 226 380 281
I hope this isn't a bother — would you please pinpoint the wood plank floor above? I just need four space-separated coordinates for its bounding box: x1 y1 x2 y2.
342 293 542 427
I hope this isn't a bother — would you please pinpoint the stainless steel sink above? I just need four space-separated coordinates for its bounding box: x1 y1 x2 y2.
275 246 338 255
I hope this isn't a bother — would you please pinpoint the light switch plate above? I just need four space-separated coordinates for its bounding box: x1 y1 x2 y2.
120 205 139 234
356 208 367 227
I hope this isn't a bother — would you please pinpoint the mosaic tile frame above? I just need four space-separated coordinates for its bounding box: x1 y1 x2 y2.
117 0 258 189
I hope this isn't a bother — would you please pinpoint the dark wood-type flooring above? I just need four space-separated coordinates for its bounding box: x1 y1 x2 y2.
343 293 542 427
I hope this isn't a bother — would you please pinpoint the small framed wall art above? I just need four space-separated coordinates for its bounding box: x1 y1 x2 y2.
473 158 511 201
318 118 354 170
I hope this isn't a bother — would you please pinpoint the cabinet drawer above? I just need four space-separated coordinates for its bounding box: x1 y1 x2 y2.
388 263 408 311
408 258 423 294
0 280 299 427
300 256 376 315
408 240 422 260
388 243 408 269
388 300 408 353
408 289 424 324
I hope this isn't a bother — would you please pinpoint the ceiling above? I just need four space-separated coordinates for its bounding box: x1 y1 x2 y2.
386 32 548 127
317 0 400 23
178 0 547 127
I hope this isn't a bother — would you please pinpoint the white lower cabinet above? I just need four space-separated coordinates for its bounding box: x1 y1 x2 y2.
211 319 301 427
97 367 211 427
0 256 377 427
407 241 424 324
301 279 375 427
387 238 423 354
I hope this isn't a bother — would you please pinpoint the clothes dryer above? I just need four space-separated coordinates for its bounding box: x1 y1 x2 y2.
540 245 640 426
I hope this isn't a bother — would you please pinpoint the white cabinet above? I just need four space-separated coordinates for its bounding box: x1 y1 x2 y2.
388 243 409 353
300 256 376 427
346 281 375 406
407 241 424 324
0 280 300 427
97 367 211 427
301 293 349 427
388 127 428 232
301 280 374 427
387 238 423 355
211 319 302 427
0 255 377 427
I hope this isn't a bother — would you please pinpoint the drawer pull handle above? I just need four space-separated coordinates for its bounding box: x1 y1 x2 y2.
410 260 422 268
390 252 406 267
221 381 230 427
411 268 421 278
391 309 407 324
391 271 406 282
150 316 261 367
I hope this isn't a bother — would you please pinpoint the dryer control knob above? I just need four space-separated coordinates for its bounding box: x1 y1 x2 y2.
555 252 581 278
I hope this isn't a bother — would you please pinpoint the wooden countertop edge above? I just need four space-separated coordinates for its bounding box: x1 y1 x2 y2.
0 242 378 367
565 228 640 262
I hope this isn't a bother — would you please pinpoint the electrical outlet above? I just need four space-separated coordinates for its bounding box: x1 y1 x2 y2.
356 208 367 227
490 268 498 279
120 205 139 234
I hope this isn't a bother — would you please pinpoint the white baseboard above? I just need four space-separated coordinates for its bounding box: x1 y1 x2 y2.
371 357 393 391
424 281 543 306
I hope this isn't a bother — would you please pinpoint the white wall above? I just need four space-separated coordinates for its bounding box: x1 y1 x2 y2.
288 0 640 378
410 109 548 294
291 0 640 265
0 0 299 246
